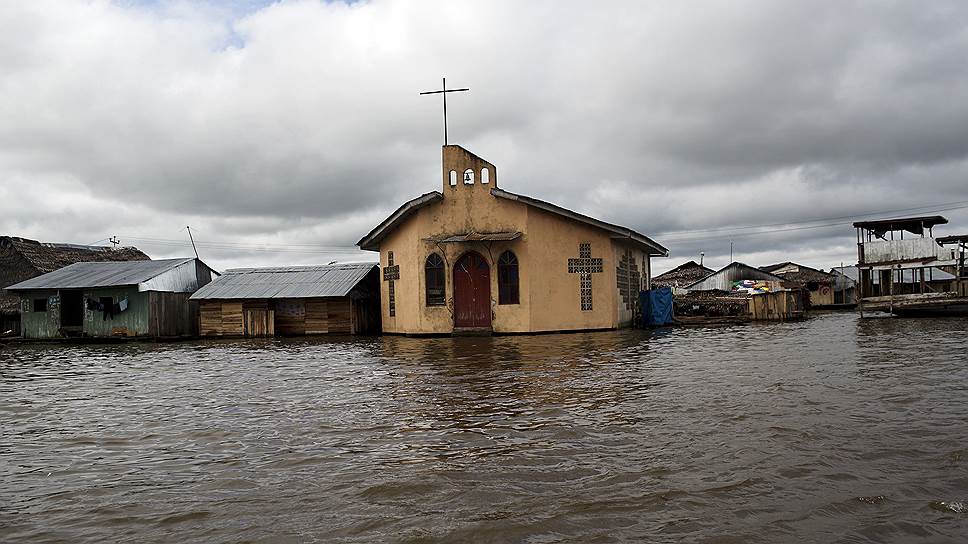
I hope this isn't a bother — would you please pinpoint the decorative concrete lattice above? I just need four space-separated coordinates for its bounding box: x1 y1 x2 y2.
383 251 400 317
616 249 641 311
568 242 603 311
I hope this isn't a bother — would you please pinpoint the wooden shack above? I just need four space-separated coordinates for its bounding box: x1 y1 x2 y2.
189 263 380 337
1 236 149 336
759 262 837 307
5 258 215 339
677 261 807 322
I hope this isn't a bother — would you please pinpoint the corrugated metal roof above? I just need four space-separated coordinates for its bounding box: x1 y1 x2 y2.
190 262 377 300
6 259 196 291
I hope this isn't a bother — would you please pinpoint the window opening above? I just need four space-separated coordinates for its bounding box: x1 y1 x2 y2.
463 169 474 184
449 170 457 186
498 250 519 305
481 168 490 184
33 298 47 312
425 253 446 306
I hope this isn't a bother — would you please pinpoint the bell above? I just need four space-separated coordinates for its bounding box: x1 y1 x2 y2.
463 171 472 184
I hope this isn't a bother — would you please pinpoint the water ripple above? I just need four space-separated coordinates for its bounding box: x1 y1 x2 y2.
2 313 967 542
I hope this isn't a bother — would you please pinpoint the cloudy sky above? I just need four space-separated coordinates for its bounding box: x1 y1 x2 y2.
2 0 968 274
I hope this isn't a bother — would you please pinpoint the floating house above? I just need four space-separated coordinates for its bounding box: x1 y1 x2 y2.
189 263 380 337
651 260 713 291
356 145 668 335
679 261 806 322
828 266 859 307
5 258 215 339
853 216 968 316
0 236 148 336
759 262 837 307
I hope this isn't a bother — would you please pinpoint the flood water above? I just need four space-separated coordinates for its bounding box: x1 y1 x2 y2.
2 312 967 543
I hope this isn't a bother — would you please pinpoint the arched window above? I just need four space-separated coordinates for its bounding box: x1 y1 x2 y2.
425 253 446 306
463 168 474 184
449 170 457 186
480 168 490 184
497 250 519 305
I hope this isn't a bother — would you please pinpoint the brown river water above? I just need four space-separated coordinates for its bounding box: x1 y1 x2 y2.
1 312 967 543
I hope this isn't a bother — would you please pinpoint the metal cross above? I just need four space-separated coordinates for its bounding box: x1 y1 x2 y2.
420 77 469 145
568 243 603 311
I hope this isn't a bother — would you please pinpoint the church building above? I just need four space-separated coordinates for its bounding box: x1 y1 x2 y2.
357 145 668 334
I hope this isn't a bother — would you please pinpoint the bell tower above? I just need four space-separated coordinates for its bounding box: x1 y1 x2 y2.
442 145 497 193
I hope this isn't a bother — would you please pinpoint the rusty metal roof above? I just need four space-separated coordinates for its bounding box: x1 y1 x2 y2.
190 262 377 300
5 259 197 291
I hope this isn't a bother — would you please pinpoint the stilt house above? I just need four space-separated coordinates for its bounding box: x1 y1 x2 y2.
1 236 148 336
6 258 215 339
759 262 837 307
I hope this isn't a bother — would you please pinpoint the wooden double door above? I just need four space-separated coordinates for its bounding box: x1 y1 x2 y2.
453 252 492 328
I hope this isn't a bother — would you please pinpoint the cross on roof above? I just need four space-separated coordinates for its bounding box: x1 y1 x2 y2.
420 77 469 145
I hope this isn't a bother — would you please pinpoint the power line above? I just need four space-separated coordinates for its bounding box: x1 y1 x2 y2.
660 203 968 243
655 198 968 239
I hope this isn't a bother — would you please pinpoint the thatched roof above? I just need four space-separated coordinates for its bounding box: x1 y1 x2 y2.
652 260 714 288
1 236 149 313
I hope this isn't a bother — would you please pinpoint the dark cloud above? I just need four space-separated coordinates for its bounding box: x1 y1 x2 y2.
1 0 967 273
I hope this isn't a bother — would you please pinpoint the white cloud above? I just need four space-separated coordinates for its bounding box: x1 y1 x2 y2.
2 0 967 271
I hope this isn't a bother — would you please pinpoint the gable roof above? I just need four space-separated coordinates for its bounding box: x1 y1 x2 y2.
0 236 149 275
190 263 377 300
357 192 443 251
490 188 668 256
355 188 669 256
684 261 786 291
6 258 200 291
759 262 834 284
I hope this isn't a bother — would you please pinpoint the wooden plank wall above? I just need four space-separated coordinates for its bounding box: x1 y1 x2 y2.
305 301 328 334
199 301 244 336
148 292 195 337
748 291 805 321
198 297 360 336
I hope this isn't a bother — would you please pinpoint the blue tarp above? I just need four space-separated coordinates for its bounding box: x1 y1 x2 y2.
640 287 674 327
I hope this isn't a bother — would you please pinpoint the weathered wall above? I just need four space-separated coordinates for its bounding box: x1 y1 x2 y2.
18 290 61 339
525 206 617 332
81 287 150 337
613 242 651 327
19 287 150 338
198 297 357 337
199 301 243 336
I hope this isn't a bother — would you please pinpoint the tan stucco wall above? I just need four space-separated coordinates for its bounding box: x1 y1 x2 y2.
374 145 655 334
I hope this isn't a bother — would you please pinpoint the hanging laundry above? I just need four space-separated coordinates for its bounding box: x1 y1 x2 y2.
118 297 128 312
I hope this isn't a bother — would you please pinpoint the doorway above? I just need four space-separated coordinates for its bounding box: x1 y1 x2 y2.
60 289 84 328
453 252 492 329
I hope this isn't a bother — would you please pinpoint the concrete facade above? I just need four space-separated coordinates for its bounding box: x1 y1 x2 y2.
358 145 666 335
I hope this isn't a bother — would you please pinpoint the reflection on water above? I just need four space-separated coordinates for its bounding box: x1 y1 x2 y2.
2 313 967 543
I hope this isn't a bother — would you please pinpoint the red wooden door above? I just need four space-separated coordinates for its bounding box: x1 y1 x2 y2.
454 252 492 328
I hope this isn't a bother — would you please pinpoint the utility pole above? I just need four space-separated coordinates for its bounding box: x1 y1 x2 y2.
186 226 199 259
